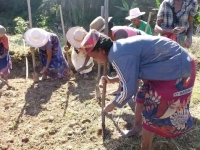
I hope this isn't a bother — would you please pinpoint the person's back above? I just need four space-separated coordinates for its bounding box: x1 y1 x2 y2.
111 26 146 40
109 35 191 80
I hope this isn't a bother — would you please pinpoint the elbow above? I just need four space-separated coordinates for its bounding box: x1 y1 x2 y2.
154 25 159 33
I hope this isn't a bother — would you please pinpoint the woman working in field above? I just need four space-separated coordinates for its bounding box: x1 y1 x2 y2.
66 27 94 78
24 28 69 80
67 28 196 150
90 16 146 95
0 25 12 84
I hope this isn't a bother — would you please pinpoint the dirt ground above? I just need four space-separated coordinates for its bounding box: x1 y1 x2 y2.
0 65 200 150
1 35 200 150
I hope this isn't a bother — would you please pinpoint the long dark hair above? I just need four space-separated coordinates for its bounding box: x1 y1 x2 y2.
92 34 113 53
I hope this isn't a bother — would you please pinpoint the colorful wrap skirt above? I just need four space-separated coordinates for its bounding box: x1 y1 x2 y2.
0 43 12 76
38 36 69 79
136 59 196 138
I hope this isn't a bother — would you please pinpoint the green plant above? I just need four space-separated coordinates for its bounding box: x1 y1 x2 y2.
115 0 137 13
13 17 28 34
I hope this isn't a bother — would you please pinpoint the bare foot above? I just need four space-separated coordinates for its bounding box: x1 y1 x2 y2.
119 125 142 138
39 75 47 81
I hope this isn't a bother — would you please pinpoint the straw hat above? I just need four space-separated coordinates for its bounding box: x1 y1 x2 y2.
125 8 145 20
90 16 113 32
66 26 87 48
24 28 49 47
0 25 6 37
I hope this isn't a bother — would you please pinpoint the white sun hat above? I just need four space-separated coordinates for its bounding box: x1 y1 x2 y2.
24 28 49 47
125 8 145 20
66 26 87 48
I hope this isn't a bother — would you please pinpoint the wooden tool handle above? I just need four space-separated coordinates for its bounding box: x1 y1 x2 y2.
59 5 71 69
145 12 152 33
31 49 36 72
27 0 32 28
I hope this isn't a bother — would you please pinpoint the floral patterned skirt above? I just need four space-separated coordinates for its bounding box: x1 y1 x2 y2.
0 47 12 76
39 37 69 79
136 59 196 138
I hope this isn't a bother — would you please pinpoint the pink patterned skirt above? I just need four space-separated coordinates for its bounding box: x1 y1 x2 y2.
136 59 196 138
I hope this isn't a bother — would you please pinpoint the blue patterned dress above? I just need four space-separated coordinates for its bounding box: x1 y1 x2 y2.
38 33 69 79
0 35 12 76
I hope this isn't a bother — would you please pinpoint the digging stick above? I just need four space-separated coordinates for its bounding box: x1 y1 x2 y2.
27 0 39 82
97 6 105 81
101 0 109 141
23 39 28 80
59 5 74 77
145 12 152 33
0 76 10 87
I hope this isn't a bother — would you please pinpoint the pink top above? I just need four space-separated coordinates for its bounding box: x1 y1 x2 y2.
0 34 9 49
111 26 139 38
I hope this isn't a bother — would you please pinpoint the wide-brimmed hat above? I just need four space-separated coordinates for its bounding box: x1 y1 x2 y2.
24 28 49 47
125 8 145 20
90 16 113 32
80 29 100 54
66 26 87 48
0 25 6 37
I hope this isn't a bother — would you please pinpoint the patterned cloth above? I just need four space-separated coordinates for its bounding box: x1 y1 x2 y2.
0 35 12 76
136 58 196 138
38 33 69 79
80 29 100 54
71 47 94 74
111 26 141 38
157 0 198 29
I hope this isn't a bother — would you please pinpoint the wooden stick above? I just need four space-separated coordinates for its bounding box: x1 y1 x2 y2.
59 5 74 77
27 0 32 29
145 12 152 33
27 0 38 82
23 39 28 79
97 6 105 81
102 0 109 141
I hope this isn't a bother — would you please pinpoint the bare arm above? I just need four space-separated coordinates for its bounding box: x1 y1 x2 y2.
183 16 194 48
154 19 173 35
46 50 52 68
186 16 194 39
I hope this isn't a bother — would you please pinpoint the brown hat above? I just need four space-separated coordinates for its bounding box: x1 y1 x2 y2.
0 25 6 37
90 16 113 32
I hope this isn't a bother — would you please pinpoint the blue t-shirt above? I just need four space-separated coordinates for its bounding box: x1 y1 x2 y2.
108 35 192 108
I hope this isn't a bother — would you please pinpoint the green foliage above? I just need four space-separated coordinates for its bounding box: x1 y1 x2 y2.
13 17 28 34
155 0 160 9
113 0 138 25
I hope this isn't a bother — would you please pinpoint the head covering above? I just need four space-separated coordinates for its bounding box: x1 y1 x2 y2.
66 26 87 48
24 28 49 47
80 29 100 54
125 8 145 20
0 25 6 37
90 16 113 32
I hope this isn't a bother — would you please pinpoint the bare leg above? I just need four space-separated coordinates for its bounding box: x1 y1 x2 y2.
141 128 155 150
120 102 143 137
3 74 8 81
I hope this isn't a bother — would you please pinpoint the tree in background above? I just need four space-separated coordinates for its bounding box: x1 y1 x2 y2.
0 0 199 35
